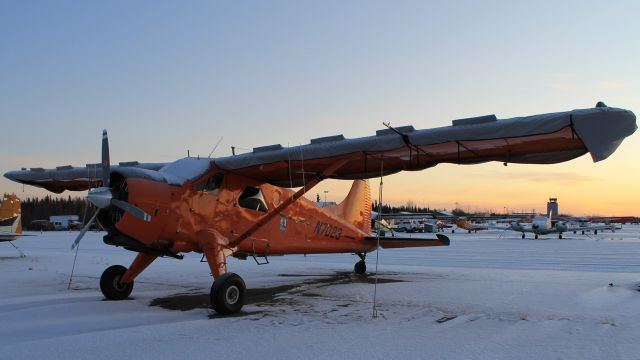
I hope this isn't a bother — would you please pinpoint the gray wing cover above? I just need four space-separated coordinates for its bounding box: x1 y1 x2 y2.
4 106 636 192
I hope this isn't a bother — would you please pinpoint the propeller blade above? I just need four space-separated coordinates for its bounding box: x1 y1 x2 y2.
101 130 110 188
111 199 152 222
72 210 100 250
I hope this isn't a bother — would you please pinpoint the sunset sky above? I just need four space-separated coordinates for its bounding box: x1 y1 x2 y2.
1 1 638 216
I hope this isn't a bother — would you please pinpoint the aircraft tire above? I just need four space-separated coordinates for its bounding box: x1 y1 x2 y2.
354 260 366 275
521 233 525 239
534 234 539 240
559 234 563 239
100 265 133 300
211 272 245 315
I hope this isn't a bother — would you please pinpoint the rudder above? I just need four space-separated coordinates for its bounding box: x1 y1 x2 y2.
326 180 371 234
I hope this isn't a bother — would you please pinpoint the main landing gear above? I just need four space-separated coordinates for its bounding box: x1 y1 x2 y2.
100 253 156 301
100 265 134 300
354 253 367 275
210 273 246 315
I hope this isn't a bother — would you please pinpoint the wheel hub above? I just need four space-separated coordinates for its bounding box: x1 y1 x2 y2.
112 274 127 292
226 285 240 304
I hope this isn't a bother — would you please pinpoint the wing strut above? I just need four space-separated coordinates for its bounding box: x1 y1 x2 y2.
227 159 350 248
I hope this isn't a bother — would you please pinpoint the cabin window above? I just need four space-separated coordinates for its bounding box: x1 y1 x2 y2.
197 173 224 195
238 186 268 213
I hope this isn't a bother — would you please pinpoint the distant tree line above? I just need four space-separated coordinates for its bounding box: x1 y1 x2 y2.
372 200 447 214
18 195 492 228
20 196 91 227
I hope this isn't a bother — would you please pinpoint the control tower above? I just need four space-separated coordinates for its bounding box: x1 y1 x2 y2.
546 198 559 218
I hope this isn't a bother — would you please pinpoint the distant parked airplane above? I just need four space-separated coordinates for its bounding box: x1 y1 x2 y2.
507 212 617 239
0 194 23 242
0 194 27 257
455 219 489 233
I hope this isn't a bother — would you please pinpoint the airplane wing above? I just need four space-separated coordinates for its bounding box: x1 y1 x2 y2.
0 232 33 237
0 233 33 242
568 224 617 231
4 105 636 191
484 223 510 230
213 105 636 187
4 162 167 193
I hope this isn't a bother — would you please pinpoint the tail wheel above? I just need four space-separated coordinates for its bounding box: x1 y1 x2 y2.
211 272 246 315
354 260 366 275
100 265 133 300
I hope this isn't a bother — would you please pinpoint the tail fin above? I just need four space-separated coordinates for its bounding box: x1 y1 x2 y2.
326 180 371 234
455 219 468 229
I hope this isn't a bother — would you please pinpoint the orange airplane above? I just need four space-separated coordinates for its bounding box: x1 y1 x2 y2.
454 219 489 233
4 104 636 314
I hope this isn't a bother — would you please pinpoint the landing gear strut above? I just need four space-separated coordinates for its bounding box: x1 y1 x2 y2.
354 253 367 275
100 265 133 300
210 272 246 315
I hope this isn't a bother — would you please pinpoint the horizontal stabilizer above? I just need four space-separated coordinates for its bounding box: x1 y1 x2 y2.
0 233 32 242
365 234 450 248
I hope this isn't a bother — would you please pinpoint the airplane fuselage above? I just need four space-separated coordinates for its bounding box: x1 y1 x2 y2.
101 170 375 261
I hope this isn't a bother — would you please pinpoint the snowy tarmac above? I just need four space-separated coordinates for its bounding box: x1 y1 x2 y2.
1 227 640 359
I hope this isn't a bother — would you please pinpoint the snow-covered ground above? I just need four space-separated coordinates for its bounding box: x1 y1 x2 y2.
1 227 640 359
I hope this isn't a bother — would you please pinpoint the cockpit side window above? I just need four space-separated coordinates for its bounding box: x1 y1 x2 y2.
197 173 224 195
238 186 268 213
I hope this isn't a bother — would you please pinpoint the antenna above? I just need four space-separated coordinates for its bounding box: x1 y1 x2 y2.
208 136 224 158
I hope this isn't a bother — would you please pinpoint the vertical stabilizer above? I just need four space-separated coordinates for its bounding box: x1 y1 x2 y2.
455 219 468 229
326 180 371 234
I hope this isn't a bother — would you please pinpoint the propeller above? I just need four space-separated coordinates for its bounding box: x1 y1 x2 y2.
71 130 152 249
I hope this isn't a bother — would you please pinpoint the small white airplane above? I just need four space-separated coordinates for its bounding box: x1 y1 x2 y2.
0 194 22 241
0 194 27 257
